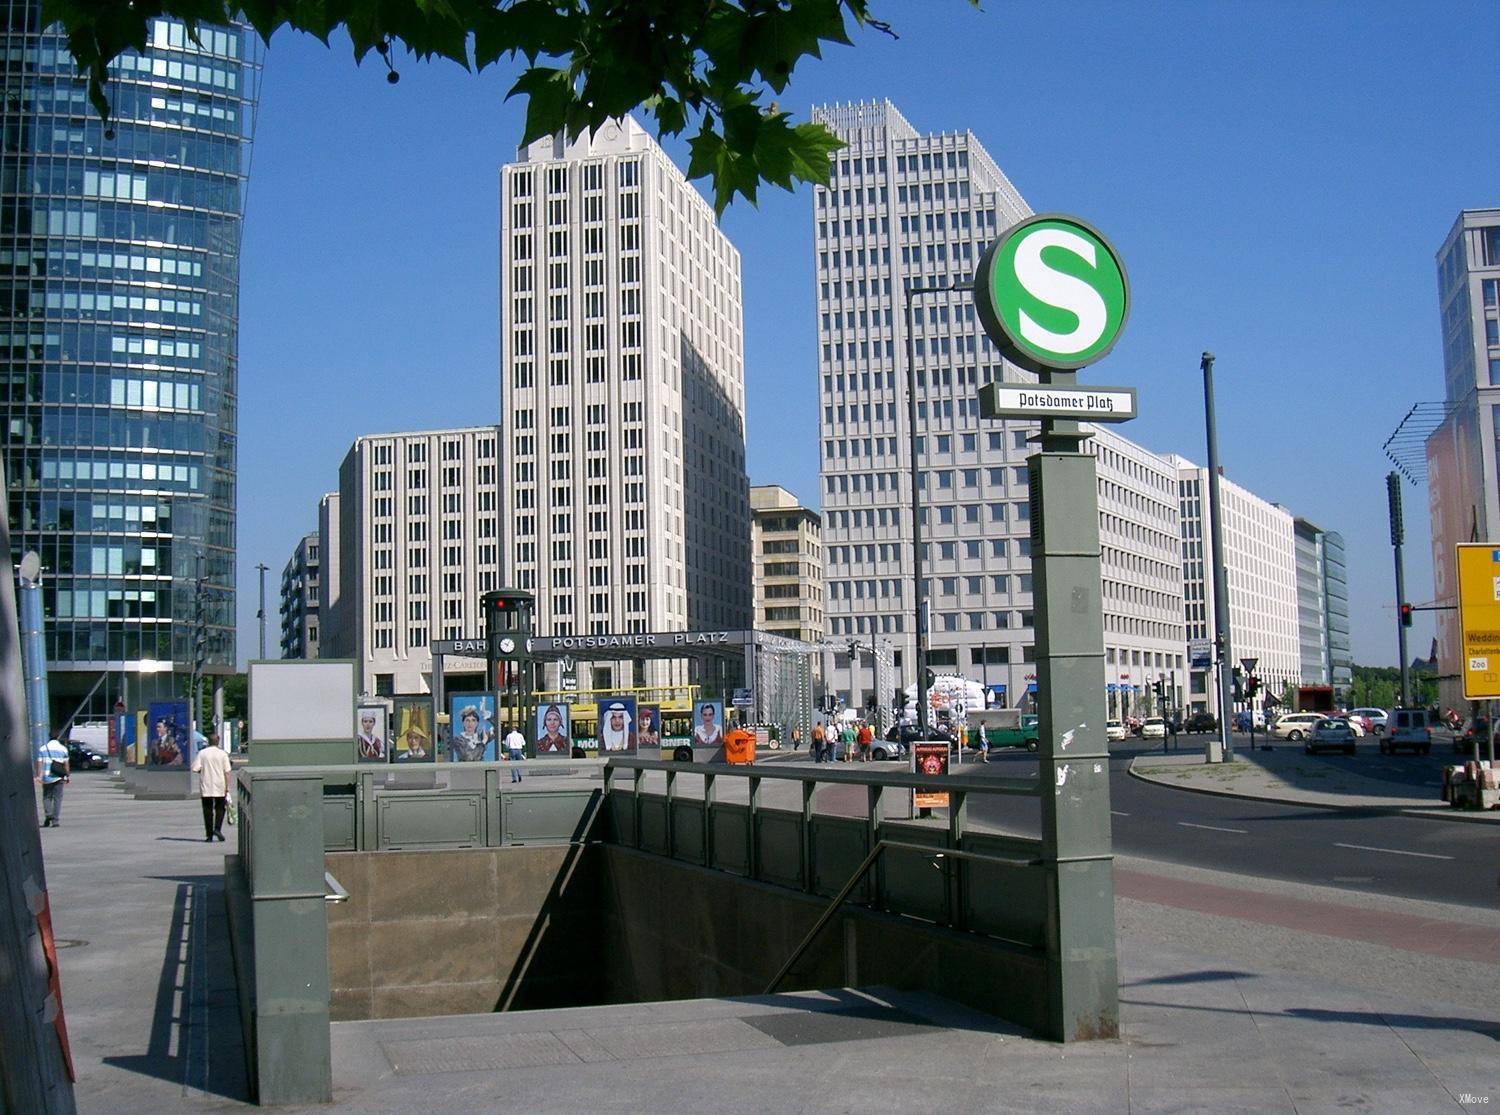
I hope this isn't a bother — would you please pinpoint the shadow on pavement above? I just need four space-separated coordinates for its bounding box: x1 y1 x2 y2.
1125 969 1258 987
102 876 248 1102
1122 996 1500 1040
1285 1007 1500 1041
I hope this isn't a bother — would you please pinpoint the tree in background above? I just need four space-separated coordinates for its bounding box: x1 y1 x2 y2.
44 0 977 213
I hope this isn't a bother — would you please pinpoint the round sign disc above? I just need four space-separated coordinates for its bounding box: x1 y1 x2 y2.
974 213 1129 374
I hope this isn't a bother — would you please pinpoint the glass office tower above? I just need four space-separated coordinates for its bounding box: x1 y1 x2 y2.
0 6 259 723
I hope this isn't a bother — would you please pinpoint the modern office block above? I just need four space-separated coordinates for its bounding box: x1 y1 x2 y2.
750 484 824 645
811 100 1184 712
1293 519 1329 687
499 117 751 690
325 427 502 696
1428 209 1500 713
1171 455 1301 716
278 532 320 659
0 13 260 723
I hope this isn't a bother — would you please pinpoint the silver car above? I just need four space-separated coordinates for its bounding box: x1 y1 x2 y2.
1306 718 1356 756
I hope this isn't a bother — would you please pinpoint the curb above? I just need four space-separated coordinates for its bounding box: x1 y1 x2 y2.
1125 758 1500 825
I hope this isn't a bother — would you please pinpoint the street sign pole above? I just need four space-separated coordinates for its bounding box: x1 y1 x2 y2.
975 212 1127 1041
1388 473 1411 708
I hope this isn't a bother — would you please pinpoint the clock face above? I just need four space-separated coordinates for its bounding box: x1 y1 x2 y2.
499 637 516 655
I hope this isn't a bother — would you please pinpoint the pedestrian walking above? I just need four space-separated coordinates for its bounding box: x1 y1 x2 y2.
790 726 802 751
504 723 526 782
191 732 233 841
36 728 69 828
856 720 874 762
811 721 826 763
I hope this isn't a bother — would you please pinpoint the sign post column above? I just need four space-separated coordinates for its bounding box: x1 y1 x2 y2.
974 212 1129 1041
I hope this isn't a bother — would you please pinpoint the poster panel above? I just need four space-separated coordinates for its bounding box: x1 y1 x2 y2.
913 742 950 809
597 696 638 754
447 694 497 761
391 698 435 763
691 700 726 750
146 700 190 767
356 705 389 763
534 701 573 757
635 704 662 750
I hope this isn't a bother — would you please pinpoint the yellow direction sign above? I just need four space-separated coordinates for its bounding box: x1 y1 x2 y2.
1457 543 1500 700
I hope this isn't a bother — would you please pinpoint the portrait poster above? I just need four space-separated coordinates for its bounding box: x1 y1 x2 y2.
913 742 951 809
598 696 638 754
146 700 190 767
635 703 662 750
691 700 726 750
392 698 435 763
356 705 389 763
534 700 573 758
447 694 497 762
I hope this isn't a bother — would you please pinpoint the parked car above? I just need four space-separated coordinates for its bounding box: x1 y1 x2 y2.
1306 718 1357 756
1454 716 1491 756
1105 719 1129 742
1184 712 1217 733
885 723 952 749
1350 708 1388 735
66 742 109 770
1140 717 1167 740
1384 707 1433 755
1272 712 1323 742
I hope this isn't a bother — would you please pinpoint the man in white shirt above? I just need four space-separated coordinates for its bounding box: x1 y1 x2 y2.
503 724 526 783
36 729 69 828
191 733 234 842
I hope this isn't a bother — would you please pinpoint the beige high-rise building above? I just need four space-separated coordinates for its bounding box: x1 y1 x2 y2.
1169 455 1301 716
323 427 502 696
499 118 751 689
750 485 824 644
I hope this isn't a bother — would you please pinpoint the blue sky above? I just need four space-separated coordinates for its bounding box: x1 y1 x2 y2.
236 1 1500 667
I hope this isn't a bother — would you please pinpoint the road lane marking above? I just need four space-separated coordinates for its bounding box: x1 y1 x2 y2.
1111 810 1130 817
1333 842 1454 861
1178 821 1248 834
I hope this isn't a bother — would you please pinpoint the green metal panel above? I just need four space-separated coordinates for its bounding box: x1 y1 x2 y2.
709 802 750 876
249 739 355 767
322 795 356 852
878 822 950 922
669 799 706 865
607 788 637 845
246 774 331 1104
753 808 804 890
376 792 483 849
808 816 871 902
638 794 669 854
962 833 1047 948
501 789 599 844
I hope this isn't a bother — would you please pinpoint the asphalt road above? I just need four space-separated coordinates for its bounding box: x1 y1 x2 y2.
951 742 1500 910
768 742 1498 909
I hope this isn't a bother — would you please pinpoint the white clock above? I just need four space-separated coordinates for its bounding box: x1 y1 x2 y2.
499 637 516 654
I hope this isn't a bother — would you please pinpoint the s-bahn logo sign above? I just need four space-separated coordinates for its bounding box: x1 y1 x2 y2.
975 214 1129 373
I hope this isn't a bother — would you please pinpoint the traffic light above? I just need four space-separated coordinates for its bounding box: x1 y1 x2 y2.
1245 675 1259 699
924 668 936 688
1232 666 1244 702
1152 680 1164 699
893 689 907 713
1400 603 1413 627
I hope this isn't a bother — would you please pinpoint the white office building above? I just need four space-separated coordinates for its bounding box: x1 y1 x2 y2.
322 427 503 696
499 118 752 691
1170 455 1301 716
812 99 1184 713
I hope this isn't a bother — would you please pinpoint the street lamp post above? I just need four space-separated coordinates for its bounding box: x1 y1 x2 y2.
903 278 969 738
1201 352 1234 763
255 562 269 659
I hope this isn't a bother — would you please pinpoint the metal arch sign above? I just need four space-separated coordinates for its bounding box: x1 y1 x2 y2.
974 213 1130 373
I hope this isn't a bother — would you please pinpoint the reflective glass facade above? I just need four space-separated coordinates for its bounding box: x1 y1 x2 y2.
0 5 259 718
